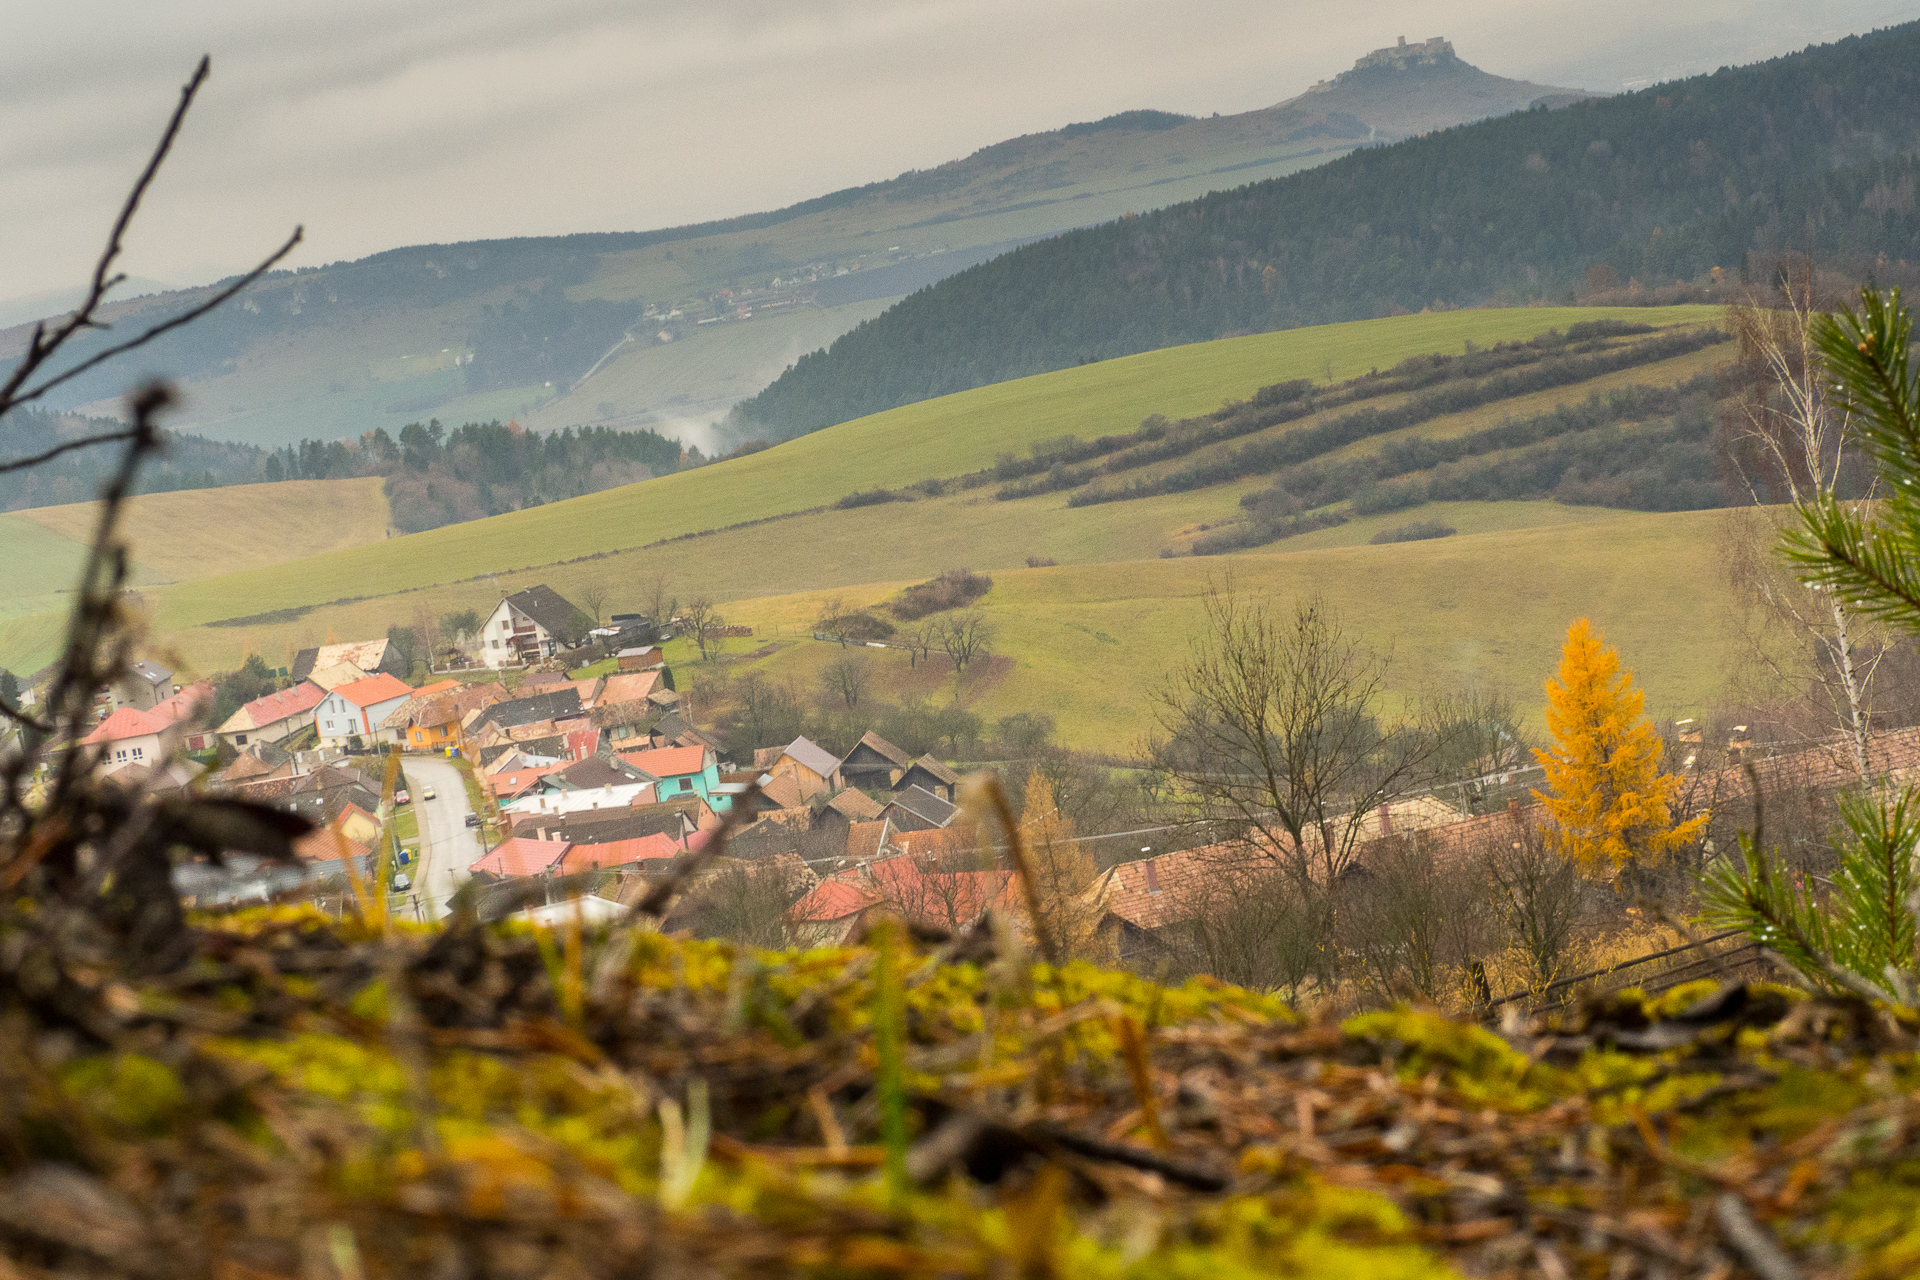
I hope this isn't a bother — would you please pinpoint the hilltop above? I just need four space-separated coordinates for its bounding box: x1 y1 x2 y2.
727 21 1920 441
0 37 1583 456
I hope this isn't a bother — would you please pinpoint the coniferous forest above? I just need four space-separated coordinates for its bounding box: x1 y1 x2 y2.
727 22 1920 440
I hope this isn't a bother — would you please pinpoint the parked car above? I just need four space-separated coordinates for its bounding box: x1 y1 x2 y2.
392 873 412 892
394 789 411 804
422 787 437 801
464 812 480 828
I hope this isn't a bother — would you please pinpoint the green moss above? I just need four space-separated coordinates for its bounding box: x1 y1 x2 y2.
59 1053 187 1136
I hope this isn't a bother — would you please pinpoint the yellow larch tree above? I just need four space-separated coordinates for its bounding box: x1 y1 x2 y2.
1022 769 1101 958
1534 619 1706 873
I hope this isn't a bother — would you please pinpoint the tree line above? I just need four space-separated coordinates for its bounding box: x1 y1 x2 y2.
265 418 695 532
726 21 1920 439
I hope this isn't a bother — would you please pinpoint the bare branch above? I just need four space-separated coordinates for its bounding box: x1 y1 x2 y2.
0 429 139 477
0 55 302 424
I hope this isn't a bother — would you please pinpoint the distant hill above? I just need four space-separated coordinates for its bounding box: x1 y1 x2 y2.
724 23 1920 442
0 38 1589 455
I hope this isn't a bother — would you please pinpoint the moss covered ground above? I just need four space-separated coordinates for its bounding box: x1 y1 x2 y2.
6 897 1920 1279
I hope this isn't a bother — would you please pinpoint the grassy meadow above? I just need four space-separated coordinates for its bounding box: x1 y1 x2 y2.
653 505 1743 749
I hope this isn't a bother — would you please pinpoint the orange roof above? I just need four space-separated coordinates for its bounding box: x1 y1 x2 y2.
149 679 214 726
556 834 683 874
414 680 461 698
84 706 170 744
332 673 414 707
787 878 879 923
470 837 570 878
621 745 706 779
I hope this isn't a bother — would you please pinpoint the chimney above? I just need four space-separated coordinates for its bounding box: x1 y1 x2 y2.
1508 799 1522 818
1397 35 1406 46
1144 858 1161 895
1377 802 1393 835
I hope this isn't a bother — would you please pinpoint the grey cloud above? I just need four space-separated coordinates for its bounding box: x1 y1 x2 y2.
4 0 1920 302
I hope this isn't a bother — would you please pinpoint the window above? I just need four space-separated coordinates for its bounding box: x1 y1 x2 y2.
680 777 693 792
131 747 143 760
235 734 248 746
115 749 127 762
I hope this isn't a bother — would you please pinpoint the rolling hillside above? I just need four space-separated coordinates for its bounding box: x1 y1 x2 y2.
728 22 1920 440
0 306 1732 722
0 38 1580 454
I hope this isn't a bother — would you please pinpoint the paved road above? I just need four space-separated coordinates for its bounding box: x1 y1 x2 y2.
400 756 483 921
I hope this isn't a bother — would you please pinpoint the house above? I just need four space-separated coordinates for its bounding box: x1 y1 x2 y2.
1083 845 1255 964
377 685 468 753
555 833 685 875
217 740 293 785
767 736 842 800
290 639 409 683
215 681 327 751
469 837 572 881
83 706 175 769
619 744 727 811
785 854 1018 947
98 659 175 715
500 756 657 818
813 786 886 842
510 795 712 846
146 679 216 754
881 784 957 832
314 673 414 748
478 585 586 668
473 688 584 734
894 753 960 805
305 661 373 692
841 730 911 788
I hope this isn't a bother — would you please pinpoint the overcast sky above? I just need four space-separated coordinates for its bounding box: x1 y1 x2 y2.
3 1 1917 306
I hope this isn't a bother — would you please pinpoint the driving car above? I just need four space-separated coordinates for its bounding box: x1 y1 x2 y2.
422 787 437 801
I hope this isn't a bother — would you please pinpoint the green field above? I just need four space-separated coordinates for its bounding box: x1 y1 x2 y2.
0 305 1724 679
651 505 1743 749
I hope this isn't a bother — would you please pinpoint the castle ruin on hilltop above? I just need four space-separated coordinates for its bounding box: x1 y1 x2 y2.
1304 36 1457 94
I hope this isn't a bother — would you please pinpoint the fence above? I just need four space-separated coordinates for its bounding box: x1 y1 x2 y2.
1482 928 1771 1020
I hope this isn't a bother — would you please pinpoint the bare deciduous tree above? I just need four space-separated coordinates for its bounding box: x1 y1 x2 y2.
1150 583 1451 890
640 573 676 630
1724 264 1886 780
938 610 995 672
1339 835 1491 1005
821 650 871 710
902 620 938 669
1479 809 1587 991
681 595 724 661
580 581 609 627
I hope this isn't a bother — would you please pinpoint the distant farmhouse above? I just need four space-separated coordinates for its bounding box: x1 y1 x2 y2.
479 585 586 669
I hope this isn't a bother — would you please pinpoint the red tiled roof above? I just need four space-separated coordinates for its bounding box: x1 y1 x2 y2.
845 820 887 862
787 878 879 923
332 673 413 707
470 837 570 878
1091 844 1268 932
557 833 682 874
84 706 170 744
621 745 705 778
293 827 373 866
149 679 214 726
414 680 461 698
222 681 326 732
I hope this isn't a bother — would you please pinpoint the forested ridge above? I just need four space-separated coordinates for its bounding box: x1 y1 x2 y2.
728 22 1920 440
